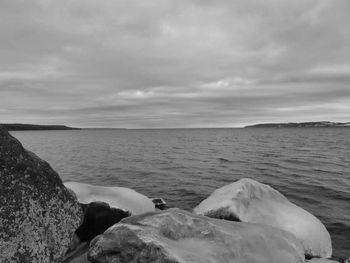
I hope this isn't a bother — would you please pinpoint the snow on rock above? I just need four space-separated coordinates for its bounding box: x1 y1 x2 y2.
88 208 304 263
64 181 155 215
193 178 332 258
306 259 340 263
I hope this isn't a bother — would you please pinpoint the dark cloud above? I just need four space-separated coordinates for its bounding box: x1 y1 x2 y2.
0 0 349 128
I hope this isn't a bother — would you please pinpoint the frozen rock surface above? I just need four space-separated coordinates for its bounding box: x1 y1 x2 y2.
64 181 155 215
0 128 83 262
88 208 304 263
194 178 332 258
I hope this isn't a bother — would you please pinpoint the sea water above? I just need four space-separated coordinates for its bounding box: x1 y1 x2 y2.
12 128 350 257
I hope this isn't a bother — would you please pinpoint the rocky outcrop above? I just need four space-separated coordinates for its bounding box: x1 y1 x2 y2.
88 208 304 263
193 178 332 258
64 181 155 215
0 128 83 262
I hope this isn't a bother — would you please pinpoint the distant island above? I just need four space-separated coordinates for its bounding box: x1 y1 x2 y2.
0 123 81 131
245 121 350 128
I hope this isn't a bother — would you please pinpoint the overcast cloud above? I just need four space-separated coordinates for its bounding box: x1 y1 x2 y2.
1 0 349 128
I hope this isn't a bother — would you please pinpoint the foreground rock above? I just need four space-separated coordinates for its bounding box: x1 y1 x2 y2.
306 259 340 263
0 128 83 262
194 178 332 258
65 181 155 215
88 208 304 263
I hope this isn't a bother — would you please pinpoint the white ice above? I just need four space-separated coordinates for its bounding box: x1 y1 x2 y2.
64 181 155 215
194 178 332 258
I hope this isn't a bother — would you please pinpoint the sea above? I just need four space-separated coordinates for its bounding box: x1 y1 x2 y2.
11 128 350 258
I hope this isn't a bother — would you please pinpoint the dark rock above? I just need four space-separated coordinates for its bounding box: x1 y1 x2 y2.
152 198 167 210
76 201 131 242
0 128 83 262
63 202 130 263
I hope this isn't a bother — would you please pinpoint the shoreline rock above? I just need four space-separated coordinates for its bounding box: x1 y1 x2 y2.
194 178 332 258
0 128 83 262
88 208 305 263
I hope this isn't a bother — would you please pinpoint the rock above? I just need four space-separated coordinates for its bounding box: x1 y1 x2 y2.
193 178 332 258
152 197 167 210
64 181 155 215
62 242 90 263
311 256 350 263
88 208 304 263
76 202 131 242
306 259 340 263
64 202 131 262
0 128 83 262
67 253 89 263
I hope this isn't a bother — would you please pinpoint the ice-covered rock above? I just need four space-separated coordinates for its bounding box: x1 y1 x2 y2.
0 128 83 262
194 178 332 258
64 181 155 215
88 208 304 263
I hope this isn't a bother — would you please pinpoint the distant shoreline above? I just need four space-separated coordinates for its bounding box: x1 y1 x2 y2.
0 123 81 131
2 122 350 130
244 121 350 128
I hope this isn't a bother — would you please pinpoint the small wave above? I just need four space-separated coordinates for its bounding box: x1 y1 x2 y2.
218 157 232 163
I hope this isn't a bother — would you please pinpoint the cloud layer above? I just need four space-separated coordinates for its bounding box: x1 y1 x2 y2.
1 0 349 128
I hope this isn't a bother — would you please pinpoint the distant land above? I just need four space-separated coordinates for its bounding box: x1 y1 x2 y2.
0 123 81 131
245 121 350 128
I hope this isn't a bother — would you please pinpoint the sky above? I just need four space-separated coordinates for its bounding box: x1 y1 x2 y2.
0 0 349 128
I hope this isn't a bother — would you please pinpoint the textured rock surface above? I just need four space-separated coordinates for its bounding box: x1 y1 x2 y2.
65 181 155 215
0 128 83 262
194 178 332 258
306 259 340 263
88 208 304 263
67 253 89 263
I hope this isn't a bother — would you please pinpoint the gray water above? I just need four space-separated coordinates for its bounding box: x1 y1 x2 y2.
11 128 350 257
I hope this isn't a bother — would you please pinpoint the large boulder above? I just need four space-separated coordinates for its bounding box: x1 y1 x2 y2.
193 178 332 258
88 208 304 263
0 128 83 262
64 181 155 215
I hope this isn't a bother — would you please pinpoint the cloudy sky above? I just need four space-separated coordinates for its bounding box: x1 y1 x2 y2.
1 0 349 128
